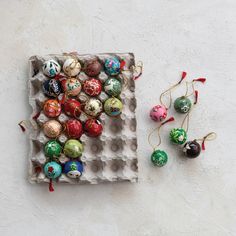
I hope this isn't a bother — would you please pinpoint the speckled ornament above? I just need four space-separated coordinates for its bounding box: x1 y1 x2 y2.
63 99 81 118
62 78 82 96
174 96 192 113
183 140 201 158
44 161 62 179
84 98 103 117
104 98 123 116
42 59 61 77
43 99 61 118
64 139 84 158
150 105 167 122
104 57 120 76
84 119 103 137
64 161 84 178
104 77 122 96
44 140 62 159
83 78 102 97
42 79 62 97
151 149 168 167
65 119 83 139
170 128 187 145
63 58 81 77
84 59 102 77
43 120 62 138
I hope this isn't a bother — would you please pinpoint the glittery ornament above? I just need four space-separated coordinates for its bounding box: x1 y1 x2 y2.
62 78 82 96
42 59 61 77
63 99 81 118
84 98 103 117
84 119 103 137
104 57 120 76
43 99 61 118
150 105 167 122
104 98 123 117
44 140 62 159
183 140 201 158
84 59 102 77
83 78 102 97
174 96 192 113
44 161 62 179
63 58 81 77
64 161 83 178
151 150 168 167
104 77 122 96
65 119 83 139
43 120 62 138
170 128 187 145
42 79 62 97
63 139 84 158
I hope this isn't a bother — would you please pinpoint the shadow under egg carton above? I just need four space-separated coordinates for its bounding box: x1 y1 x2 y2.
28 52 138 185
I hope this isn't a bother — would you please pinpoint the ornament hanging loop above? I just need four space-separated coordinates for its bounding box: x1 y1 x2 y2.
196 132 217 150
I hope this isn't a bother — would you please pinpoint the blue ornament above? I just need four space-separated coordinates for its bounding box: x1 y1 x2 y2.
44 161 62 179
64 161 84 178
42 79 62 97
104 57 120 76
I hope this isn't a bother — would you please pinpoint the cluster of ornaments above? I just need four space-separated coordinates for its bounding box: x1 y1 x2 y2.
39 56 125 191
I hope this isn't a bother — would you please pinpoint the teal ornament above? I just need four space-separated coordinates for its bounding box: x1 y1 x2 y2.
104 57 120 76
44 161 62 179
151 150 168 167
104 77 122 96
170 128 187 145
174 96 192 113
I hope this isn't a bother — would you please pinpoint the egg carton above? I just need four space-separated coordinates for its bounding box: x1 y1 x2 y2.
28 52 138 185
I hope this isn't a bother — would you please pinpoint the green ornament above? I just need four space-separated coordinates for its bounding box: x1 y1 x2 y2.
104 97 123 116
63 139 84 158
44 140 62 159
170 128 187 145
174 96 192 113
151 150 168 167
104 77 122 96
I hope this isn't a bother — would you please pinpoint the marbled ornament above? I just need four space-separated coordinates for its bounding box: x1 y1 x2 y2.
65 119 83 139
150 105 167 122
104 77 122 96
84 98 103 117
63 58 81 77
174 96 192 113
43 120 62 138
104 57 120 76
170 128 187 145
62 78 82 96
63 99 81 118
183 140 201 158
44 161 62 179
84 119 103 137
64 161 84 178
42 59 61 77
43 99 61 118
63 139 84 158
151 150 168 167
44 140 62 159
42 79 62 97
104 98 123 116
84 59 102 77
83 78 102 97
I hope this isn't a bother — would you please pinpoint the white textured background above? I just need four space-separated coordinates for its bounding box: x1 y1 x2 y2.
0 1 235 235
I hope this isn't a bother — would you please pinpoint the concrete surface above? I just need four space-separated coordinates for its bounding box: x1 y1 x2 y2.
0 0 235 235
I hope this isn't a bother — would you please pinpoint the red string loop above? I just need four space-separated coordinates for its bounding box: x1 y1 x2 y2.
193 78 206 83
49 179 54 192
161 117 175 126
194 90 199 104
202 140 206 151
32 112 41 120
179 71 187 83
18 122 26 132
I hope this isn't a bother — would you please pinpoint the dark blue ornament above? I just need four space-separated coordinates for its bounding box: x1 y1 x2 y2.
64 161 84 178
42 79 62 97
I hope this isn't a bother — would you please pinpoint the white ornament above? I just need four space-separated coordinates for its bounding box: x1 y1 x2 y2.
42 59 61 77
63 58 81 77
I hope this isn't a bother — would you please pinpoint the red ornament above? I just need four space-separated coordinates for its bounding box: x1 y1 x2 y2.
83 78 102 97
84 119 103 137
65 119 83 139
63 99 81 118
43 99 61 118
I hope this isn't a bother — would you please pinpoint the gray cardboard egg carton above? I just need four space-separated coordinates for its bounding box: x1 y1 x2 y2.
28 53 138 185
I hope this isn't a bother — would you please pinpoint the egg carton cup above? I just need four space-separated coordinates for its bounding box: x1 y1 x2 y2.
28 52 138 185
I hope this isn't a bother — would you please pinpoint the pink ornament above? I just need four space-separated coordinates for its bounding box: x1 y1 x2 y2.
150 105 167 122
